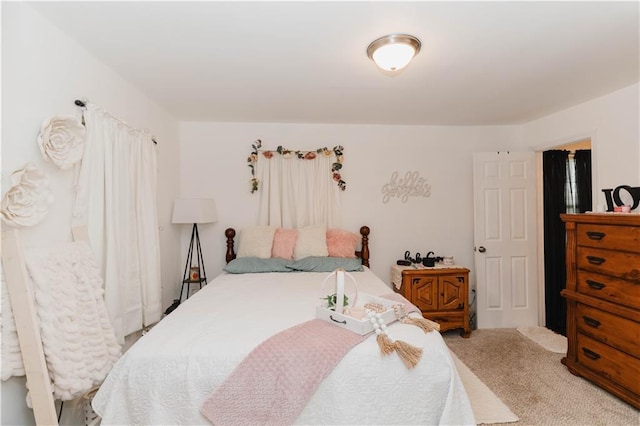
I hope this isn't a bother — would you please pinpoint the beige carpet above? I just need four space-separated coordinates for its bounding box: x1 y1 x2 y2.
452 351 519 425
516 326 567 354
444 329 639 425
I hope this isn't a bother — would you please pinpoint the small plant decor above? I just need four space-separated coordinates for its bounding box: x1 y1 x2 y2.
323 293 349 311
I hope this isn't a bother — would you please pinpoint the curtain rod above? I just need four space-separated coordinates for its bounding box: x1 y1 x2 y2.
74 99 158 145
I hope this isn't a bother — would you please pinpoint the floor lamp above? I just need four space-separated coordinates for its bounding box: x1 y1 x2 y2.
172 198 217 303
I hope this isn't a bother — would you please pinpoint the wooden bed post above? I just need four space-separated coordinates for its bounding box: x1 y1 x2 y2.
225 228 236 263
1 229 58 426
359 226 370 268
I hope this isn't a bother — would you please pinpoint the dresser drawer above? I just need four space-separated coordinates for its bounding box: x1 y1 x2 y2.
577 270 640 309
577 247 640 281
577 223 640 253
577 333 640 395
577 304 640 358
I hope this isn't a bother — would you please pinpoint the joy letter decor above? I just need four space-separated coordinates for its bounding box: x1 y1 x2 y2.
602 185 640 211
381 171 431 204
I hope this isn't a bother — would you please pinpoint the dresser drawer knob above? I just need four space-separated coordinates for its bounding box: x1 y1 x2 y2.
581 347 601 360
586 280 606 290
586 231 606 240
582 316 601 328
586 256 606 265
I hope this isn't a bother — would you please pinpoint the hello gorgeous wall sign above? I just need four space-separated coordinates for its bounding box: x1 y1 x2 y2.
381 171 431 204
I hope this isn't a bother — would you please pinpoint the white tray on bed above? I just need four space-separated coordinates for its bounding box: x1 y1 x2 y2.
316 293 397 335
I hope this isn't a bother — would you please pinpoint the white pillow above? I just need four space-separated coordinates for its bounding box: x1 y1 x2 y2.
294 225 328 260
237 226 277 259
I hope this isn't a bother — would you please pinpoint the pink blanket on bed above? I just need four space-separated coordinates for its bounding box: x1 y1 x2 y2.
200 318 366 425
200 293 421 425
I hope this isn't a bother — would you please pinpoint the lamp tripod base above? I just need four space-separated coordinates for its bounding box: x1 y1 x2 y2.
179 223 208 304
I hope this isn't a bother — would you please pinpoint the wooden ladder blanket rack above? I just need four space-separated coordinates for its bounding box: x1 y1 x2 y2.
1 226 92 425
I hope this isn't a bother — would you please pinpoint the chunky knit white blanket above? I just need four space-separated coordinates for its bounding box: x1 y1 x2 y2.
0 241 121 404
1 276 25 379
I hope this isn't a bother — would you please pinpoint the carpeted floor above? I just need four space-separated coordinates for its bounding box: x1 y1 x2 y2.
443 328 639 425
451 351 518 424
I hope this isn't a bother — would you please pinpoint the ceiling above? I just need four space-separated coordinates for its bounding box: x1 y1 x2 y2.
32 1 639 126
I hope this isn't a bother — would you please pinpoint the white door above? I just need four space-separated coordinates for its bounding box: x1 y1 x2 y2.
473 152 538 328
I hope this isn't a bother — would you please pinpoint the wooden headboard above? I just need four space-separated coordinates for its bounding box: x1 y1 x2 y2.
225 226 370 268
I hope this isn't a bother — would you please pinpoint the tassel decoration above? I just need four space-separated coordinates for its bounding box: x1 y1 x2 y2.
368 307 424 369
406 316 440 333
375 333 423 369
376 334 395 356
393 340 423 369
393 303 441 333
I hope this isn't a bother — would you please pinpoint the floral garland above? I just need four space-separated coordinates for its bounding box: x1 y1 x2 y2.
247 139 346 193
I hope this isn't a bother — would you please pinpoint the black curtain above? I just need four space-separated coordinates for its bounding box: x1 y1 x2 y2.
543 150 569 336
574 150 592 213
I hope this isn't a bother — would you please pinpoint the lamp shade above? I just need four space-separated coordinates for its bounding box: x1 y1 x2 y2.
172 198 217 224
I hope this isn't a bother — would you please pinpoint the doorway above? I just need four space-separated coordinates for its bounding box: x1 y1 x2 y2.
539 139 592 335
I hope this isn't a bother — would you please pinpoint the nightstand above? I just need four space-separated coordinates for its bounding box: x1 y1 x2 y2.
391 265 471 338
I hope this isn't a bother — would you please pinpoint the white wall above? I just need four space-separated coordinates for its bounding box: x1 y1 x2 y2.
1 3 181 424
521 83 640 205
180 122 522 284
180 83 639 334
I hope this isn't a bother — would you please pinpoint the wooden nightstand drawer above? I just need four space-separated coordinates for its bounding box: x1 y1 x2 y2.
577 246 640 281
577 333 640 395
425 311 465 331
577 304 640 358
577 223 640 253
577 270 640 309
392 265 470 338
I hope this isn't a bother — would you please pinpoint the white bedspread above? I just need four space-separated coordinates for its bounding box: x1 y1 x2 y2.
93 268 475 425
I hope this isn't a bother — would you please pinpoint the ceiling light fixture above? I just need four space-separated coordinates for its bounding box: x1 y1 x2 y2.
367 34 421 72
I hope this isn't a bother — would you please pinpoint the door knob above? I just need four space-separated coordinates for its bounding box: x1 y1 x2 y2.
478 246 486 253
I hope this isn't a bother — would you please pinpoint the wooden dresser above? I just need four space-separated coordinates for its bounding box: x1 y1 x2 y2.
561 213 640 409
391 265 471 337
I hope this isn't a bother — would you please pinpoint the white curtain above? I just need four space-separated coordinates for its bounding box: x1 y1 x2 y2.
256 153 341 228
73 105 161 344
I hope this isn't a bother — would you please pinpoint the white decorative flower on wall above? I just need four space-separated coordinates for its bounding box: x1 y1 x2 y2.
37 116 86 170
1 163 54 228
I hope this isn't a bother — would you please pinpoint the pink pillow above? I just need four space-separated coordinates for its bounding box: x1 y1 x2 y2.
326 229 359 258
271 228 299 259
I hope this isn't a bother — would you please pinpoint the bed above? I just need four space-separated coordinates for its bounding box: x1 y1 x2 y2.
92 226 475 425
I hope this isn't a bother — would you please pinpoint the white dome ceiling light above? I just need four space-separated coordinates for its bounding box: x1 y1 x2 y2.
367 34 421 72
